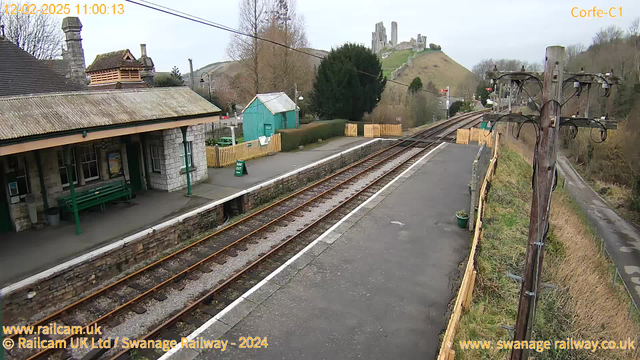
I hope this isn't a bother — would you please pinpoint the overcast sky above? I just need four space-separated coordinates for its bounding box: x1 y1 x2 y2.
43 0 639 73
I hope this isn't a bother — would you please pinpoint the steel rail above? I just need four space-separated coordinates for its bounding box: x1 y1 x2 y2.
108 112 485 360
20 112 483 360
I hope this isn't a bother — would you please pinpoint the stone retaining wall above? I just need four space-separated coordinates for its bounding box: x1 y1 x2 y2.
243 140 391 211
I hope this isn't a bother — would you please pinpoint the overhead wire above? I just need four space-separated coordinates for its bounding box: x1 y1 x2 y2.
125 0 456 98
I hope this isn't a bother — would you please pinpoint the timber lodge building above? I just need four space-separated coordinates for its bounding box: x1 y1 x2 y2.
0 17 221 234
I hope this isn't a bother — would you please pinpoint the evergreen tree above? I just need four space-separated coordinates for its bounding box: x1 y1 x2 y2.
311 43 386 120
170 66 184 83
408 77 423 94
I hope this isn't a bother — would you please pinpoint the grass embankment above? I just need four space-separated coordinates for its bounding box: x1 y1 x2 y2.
381 49 415 77
454 142 640 360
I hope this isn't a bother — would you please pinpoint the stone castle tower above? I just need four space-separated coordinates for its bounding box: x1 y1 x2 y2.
371 22 387 55
61 17 87 85
391 21 398 47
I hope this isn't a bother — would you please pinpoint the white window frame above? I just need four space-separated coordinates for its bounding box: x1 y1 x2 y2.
150 145 163 173
57 150 78 188
15 156 30 199
179 142 193 170
79 144 100 182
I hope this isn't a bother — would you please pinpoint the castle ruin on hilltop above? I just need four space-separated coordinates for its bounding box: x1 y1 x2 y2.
371 21 427 55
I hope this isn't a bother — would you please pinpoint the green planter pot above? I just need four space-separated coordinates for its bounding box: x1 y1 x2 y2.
456 214 469 229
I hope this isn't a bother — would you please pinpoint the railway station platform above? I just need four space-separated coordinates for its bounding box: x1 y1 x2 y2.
0 137 373 287
167 143 480 360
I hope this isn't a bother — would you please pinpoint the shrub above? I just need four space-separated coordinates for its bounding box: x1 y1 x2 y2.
449 101 464 116
278 120 346 151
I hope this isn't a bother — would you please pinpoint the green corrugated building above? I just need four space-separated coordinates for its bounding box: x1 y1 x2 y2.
242 92 297 141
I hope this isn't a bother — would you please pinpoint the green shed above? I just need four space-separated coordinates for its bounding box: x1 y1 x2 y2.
242 92 297 142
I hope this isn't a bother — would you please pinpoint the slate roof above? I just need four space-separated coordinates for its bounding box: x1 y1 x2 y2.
0 87 221 142
86 50 144 72
0 37 85 97
243 92 297 115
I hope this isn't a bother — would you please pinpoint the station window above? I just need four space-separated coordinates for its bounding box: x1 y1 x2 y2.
79 144 100 181
179 142 193 169
57 150 78 187
150 145 163 173
9 156 31 201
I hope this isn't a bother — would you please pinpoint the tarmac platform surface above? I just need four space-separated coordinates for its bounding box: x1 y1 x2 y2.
168 143 480 360
0 137 371 287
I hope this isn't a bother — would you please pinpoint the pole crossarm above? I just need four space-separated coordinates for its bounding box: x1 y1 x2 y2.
483 113 617 129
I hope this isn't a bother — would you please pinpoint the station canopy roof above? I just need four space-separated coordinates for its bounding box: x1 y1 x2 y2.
0 87 221 142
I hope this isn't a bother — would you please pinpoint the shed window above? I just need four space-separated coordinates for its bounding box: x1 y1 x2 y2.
150 145 163 173
57 150 78 187
80 144 100 181
179 142 193 169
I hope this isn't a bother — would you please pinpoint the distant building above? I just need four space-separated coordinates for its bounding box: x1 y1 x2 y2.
242 92 297 142
86 49 148 89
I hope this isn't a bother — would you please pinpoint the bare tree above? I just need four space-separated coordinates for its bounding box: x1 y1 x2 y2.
592 25 624 45
565 43 586 68
472 59 493 80
628 18 639 37
261 0 311 97
226 0 266 98
525 61 543 73
0 0 63 59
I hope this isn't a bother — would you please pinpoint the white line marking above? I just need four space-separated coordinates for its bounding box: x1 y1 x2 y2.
158 142 447 360
1 139 386 297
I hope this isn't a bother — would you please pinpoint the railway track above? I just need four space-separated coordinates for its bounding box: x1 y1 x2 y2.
5 111 485 360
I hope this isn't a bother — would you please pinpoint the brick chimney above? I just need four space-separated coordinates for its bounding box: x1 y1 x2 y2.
61 17 87 85
139 43 155 87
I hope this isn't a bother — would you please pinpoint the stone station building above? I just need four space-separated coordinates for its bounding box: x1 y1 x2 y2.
0 88 220 233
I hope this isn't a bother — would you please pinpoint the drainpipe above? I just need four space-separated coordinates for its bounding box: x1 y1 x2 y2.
64 145 82 235
35 151 48 211
180 126 192 196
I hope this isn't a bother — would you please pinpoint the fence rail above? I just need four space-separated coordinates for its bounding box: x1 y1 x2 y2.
437 133 500 360
206 133 281 168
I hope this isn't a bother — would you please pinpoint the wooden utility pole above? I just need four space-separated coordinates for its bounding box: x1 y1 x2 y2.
510 46 564 360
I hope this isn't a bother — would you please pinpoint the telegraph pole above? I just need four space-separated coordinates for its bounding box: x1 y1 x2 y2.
510 46 564 360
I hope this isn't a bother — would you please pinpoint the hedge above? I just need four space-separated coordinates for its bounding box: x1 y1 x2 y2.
278 120 346 151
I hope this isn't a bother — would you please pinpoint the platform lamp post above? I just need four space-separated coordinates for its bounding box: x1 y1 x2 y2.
64 145 82 235
199 72 212 102
180 126 192 197
294 83 303 129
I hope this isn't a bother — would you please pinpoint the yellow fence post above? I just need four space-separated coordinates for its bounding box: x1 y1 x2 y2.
456 129 470 144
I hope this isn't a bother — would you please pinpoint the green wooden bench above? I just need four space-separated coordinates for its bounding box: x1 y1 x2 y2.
57 180 132 215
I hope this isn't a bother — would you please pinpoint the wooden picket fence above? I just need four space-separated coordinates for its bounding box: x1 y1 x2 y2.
206 133 281 168
364 124 381 138
362 124 401 138
345 123 358 137
379 124 402 136
456 129 470 144
437 133 500 360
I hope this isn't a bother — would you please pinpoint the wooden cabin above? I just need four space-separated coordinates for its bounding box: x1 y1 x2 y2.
86 49 147 89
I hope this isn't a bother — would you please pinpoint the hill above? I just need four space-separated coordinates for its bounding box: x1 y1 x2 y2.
184 48 329 89
383 50 477 98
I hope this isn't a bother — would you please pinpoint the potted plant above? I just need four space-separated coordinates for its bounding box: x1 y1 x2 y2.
455 209 469 229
